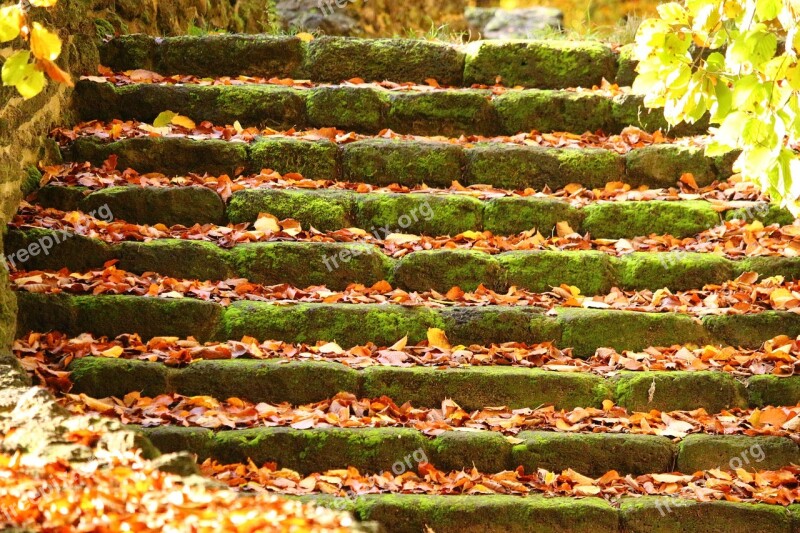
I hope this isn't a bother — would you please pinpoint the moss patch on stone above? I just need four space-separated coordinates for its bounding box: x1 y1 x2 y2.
247 137 338 179
493 90 614 135
228 242 392 290
307 87 390 133
614 371 748 412
512 431 675 477
171 360 360 405
138 426 214 461
557 308 710 358
620 496 791 533
65 136 249 176
464 40 616 89
32 185 88 212
388 90 498 137
428 431 512 473
99 34 157 72
583 200 720 239
341 138 465 187
5 229 113 272
625 144 717 188
724 204 795 226
115 239 234 281
747 375 800 407
677 434 800 472
614 44 637 86
441 306 563 346
703 312 800 349
393 250 503 292
616 252 734 291
355 193 483 237
465 143 623 190
68 357 171 399
733 256 800 281
361 366 611 411
483 197 584 235
303 37 464 85
500 250 619 295
227 189 355 229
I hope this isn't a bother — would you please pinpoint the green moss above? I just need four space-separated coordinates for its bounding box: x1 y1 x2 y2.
625 144 717 188
512 431 675 477
428 431 513 473
733 256 800 281
221 302 446 347
210 427 428 474
557 308 711 357
615 44 637 86
612 94 710 135
357 494 619 533
4 228 113 272
115 239 234 281
362 366 611 411
341 138 465 187
248 137 338 179
620 496 791 533
617 252 734 291
171 359 360 405
138 426 215 461
747 375 800 407
228 242 392 290
211 85 307 129
33 185 89 212
703 312 800 349
614 371 748 412
81 185 226 226
227 189 355 229
307 87 390 133
465 143 623 190
493 90 614 135
355 193 483 237
500 250 619 295
393 250 502 293
68 357 171 398
155 35 304 78
677 434 800 472
21 166 42 197
441 306 563 346
99 34 156 71
582 200 721 239
724 204 794 226
483 197 584 235
464 40 617 89
388 90 499 136
302 37 465 85
66 136 249 176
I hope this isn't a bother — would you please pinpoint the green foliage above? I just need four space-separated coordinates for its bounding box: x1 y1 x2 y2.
633 0 800 213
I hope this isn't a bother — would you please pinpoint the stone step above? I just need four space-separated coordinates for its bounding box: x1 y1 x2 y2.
68 356 799 412
34 184 788 237
8 229 800 293
74 80 706 136
134 425 800 477
17 292 800 356
292 494 799 533
60 135 735 190
100 35 631 90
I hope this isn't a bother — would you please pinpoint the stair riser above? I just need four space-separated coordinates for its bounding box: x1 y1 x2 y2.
36 185 787 238
17 293 800 357
8 231 800 293
100 35 629 90
60 136 735 190
136 426 800 477
68 356 799 412
75 81 706 136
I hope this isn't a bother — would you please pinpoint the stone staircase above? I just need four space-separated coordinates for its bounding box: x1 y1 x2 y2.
8 35 800 532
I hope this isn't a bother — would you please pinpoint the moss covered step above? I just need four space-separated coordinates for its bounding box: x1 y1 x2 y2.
138 425 798 478
60 135 738 190
74 80 707 136
17 292 800 358
67 355 800 412
10 230 800 294
101 35 630 90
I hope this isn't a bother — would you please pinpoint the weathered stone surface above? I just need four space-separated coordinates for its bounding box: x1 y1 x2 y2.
616 252 734 291
677 435 800 472
388 90 498 136
483 197 584 235
615 371 748 412
248 137 339 179
625 144 718 187
307 87 390 133
583 200 721 239
500 250 618 295
355 193 483 237
228 188 356 229
494 90 614 134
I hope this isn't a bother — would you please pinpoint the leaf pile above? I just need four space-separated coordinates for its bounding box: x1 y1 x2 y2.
202 459 800 506
14 331 800 379
51 120 700 155
10 203 800 261
0 450 356 532
57 389 800 439
37 160 767 204
11 264 800 316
